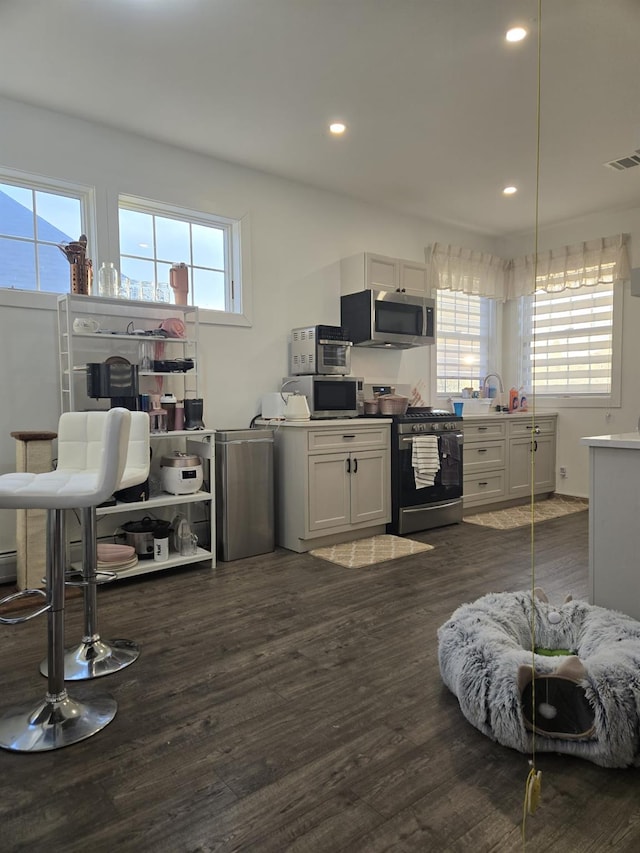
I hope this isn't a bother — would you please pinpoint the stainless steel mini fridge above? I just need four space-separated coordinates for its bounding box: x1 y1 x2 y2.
215 428 275 561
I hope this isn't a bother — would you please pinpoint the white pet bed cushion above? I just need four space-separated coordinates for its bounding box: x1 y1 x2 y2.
437 589 640 768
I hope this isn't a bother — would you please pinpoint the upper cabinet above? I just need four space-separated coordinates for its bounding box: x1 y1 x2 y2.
341 252 428 299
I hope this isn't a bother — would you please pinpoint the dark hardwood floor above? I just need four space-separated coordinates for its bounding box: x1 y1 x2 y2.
1 509 639 852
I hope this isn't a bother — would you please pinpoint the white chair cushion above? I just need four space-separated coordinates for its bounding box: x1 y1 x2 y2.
0 408 131 510
117 411 151 490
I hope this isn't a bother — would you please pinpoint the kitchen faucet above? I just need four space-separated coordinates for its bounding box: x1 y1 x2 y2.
481 373 504 400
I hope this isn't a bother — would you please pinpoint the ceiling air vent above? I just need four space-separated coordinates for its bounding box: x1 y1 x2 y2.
604 150 640 171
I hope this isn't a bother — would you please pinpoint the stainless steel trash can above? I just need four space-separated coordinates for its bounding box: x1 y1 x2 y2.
215 428 275 561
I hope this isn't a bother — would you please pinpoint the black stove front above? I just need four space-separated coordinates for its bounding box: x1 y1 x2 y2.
384 408 464 535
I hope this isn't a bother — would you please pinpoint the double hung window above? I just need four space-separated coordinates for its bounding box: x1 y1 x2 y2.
0 172 91 294
436 290 497 395
0 169 250 326
118 196 245 317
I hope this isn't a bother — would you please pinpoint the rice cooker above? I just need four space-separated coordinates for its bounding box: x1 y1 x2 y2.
160 452 203 495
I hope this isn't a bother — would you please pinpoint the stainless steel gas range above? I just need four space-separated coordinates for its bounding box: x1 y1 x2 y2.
377 408 464 534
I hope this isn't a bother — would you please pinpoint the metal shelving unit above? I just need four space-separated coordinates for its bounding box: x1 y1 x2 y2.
57 294 199 413
57 293 215 578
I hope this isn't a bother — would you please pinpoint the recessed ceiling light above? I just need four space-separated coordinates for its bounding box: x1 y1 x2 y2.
329 122 346 135
503 186 518 196
506 26 528 42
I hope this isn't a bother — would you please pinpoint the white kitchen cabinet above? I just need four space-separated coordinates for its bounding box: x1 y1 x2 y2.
581 433 640 621
462 414 557 510
274 421 391 553
57 293 215 579
398 259 429 296
508 417 557 498
462 419 507 508
308 448 389 531
340 252 428 298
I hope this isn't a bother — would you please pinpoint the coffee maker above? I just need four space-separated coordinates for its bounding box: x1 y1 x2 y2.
86 362 139 410
184 398 205 430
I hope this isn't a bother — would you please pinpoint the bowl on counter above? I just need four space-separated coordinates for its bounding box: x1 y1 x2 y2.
377 395 409 415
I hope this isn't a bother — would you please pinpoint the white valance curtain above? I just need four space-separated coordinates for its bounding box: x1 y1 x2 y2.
507 233 630 299
427 234 630 301
427 243 509 301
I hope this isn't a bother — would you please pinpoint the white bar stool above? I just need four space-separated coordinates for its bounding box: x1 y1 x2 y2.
0 408 131 752
43 412 150 681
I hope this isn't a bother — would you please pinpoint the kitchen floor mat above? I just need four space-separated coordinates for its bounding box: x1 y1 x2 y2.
463 495 588 530
309 534 434 568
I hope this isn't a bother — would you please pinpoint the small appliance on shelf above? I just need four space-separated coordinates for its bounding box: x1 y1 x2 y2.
289 325 352 375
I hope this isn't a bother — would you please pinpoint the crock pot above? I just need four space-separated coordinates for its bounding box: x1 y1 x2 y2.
121 517 172 559
160 452 203 495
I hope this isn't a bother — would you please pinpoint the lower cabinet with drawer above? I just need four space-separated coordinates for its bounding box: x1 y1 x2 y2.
463 414 557 511
462 419 508 509
273 421 391 552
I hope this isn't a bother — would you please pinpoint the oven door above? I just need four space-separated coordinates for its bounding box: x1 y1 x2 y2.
392 431 464 533
316 341 352 375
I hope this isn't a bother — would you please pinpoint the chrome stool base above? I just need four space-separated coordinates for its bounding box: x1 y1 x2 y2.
0 688 117 752
40 638 140 681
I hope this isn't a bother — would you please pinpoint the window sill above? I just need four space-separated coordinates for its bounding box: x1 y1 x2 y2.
532 395 621 409
0 287 252 327
436 393 621 410
198 307 252 328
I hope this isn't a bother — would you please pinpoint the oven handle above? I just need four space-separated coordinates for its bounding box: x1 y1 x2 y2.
403 500 461 515
398 432 464 449
318 339 353 347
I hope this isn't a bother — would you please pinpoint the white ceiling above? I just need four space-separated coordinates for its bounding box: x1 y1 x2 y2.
1 0 639 238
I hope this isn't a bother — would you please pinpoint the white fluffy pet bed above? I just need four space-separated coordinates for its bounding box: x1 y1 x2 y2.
437 588 640 768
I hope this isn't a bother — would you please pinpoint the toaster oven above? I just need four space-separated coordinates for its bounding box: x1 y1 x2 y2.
290 325 352 375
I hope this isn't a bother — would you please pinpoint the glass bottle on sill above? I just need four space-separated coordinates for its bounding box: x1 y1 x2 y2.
97 262 119 299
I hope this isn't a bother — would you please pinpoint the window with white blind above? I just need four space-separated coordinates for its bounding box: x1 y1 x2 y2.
518 280 621 402
436 289 497 395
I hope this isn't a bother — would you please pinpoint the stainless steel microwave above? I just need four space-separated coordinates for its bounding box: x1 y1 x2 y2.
340 290 435 348
282 375 364 419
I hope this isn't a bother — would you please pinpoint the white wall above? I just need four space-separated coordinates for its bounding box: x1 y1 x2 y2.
0 96 497 554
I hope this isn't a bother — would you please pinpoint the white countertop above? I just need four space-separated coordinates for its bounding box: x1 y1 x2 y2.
581 432 640 449
462 411 558 420
257 417 392 428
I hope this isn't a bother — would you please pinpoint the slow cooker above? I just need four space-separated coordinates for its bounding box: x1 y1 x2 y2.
121 517 172 559
160 452 203 495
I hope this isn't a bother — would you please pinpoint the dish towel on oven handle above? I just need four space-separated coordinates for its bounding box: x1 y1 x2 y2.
412 434 440 488
440 432 460 486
